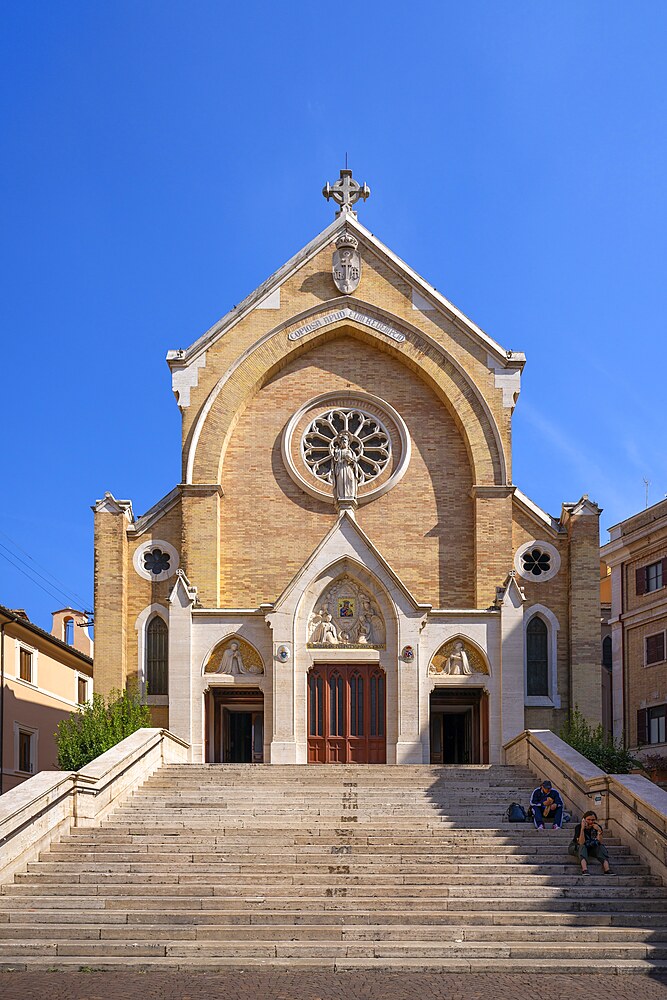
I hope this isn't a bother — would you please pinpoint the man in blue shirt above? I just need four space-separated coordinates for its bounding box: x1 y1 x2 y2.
529 779 564 830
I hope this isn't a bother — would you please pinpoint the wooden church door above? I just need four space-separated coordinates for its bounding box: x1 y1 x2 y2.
307 664 386 764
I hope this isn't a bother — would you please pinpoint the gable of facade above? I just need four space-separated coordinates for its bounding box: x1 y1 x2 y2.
93 176 602 764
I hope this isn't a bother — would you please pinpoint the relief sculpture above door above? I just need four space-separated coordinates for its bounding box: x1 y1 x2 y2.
307 575 386 648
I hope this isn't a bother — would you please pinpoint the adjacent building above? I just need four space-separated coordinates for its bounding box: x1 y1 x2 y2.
0 606 93 792
601 497 667 756
93 171 603 766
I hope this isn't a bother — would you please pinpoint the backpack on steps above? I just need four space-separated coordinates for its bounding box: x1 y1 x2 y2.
506 802 527 822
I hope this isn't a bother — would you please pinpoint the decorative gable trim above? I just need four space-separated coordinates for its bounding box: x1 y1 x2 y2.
92 493 134 521
171 353 207 409
166 214 524 381
514 488 564 536
270 511 431 618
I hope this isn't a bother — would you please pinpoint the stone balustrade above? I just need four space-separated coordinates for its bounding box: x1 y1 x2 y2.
504 728 667 882
0 727 189 884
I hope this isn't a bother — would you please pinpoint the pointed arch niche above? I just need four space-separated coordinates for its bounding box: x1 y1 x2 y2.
523 605 561 708
186 307 506 488
202 635 265 677
135 604 169 705
307 573 387 649
428 635 491 679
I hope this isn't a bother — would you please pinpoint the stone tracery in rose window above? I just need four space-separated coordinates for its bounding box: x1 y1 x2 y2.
301 408 391 487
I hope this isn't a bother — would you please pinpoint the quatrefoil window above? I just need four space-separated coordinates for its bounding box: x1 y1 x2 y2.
143 549 171 576
522 548 551 577
302 408 391 486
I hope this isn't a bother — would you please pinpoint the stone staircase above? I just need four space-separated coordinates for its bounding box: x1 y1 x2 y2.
1 763 666 973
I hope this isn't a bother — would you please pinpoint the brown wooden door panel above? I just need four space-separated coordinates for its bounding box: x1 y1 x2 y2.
307 664 386 764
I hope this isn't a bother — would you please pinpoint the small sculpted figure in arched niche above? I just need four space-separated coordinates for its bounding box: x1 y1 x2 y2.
443 641 472 676
332 432 361 502
216 641 245 675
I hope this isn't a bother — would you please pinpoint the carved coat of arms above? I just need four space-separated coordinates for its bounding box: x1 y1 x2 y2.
332 232 361 294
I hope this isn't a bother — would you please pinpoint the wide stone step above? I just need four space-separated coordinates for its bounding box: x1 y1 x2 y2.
3 922 666 943
1 938 666 962
38 854 644 871
4 887 664 906
45 847 634 863
6 906 667 927
60 832 623 847
1 955 665 975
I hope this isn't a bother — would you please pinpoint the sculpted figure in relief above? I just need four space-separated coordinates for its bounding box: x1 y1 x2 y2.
310 613 339 645
332 432 361 502
355 614 373 644
216 641 245 675
307 576 386 648
443 641 472 676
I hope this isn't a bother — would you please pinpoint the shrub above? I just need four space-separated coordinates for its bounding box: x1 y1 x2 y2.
559 708 641 774
55 687 151 771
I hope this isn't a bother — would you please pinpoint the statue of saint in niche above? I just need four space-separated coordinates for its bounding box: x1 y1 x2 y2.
332 432 361 502
216 641 245 675
443 641 472 676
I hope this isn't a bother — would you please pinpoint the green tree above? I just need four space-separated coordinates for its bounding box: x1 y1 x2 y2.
559 708 641 774
55 687 151 771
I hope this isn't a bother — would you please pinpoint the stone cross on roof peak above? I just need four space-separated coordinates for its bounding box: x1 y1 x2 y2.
322 168 370 218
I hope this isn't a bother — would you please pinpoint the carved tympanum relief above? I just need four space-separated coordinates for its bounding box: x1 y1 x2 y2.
429 638 488 677
307 575 386 649
204 637 264 675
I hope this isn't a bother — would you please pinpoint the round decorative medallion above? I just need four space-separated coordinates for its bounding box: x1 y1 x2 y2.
402 645 415 662
132 539 179 583
282 391 411 506
514 540 561 583
277 645 290 662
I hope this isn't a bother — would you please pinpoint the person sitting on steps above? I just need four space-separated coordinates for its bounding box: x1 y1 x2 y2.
568 810 616 876
529 779 564 830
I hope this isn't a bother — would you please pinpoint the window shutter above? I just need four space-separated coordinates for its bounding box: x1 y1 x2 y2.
636 566 647 596
637 709 648 745
646 633 665 665
662 557 667 587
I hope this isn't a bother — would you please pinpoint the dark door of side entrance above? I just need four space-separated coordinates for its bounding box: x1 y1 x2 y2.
307 664 386 764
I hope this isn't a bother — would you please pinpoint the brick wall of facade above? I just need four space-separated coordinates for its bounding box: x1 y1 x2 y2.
218 335 475 609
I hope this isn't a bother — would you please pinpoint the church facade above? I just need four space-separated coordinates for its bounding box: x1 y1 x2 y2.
93 172 602 766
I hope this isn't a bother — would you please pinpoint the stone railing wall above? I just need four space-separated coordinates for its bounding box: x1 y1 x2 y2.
0 728 189 885
504 729 667 883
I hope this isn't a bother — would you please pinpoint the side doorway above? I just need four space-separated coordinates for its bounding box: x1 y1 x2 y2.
206 688 264 763
429 688 489 764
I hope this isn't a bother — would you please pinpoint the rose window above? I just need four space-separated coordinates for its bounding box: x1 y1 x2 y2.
521 548 551 577
302 408 391 486
143 548 171 576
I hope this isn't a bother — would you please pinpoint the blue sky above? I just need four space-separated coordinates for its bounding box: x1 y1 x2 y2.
2 2 666 629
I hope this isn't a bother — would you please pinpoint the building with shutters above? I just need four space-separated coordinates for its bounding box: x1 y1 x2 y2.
601 497 667 755
0 606 93 792
92 171 603 766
